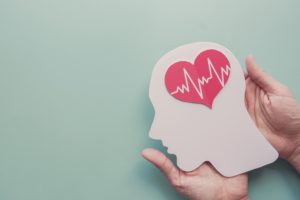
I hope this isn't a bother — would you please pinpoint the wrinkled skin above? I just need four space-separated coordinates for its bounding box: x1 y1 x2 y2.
142 149 248 200
245 55 300 172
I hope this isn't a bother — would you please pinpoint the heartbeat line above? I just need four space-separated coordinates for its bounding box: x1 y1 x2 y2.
171 58 231 99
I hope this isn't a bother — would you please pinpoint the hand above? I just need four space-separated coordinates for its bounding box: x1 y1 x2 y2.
142 148 248 200
245 55 300 171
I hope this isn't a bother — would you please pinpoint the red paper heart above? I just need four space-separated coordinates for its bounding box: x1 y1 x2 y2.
164 49 231 108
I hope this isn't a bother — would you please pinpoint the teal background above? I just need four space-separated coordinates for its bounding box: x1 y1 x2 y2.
0 0 299 199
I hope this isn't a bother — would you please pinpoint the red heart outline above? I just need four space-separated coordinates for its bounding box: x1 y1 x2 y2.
164 49 231 108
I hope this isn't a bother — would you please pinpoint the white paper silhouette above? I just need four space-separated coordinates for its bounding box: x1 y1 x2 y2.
148 42 278 177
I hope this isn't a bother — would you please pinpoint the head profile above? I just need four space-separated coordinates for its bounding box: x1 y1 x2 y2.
148 42 278 177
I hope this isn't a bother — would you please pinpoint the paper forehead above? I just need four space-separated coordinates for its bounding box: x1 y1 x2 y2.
149 42 245 111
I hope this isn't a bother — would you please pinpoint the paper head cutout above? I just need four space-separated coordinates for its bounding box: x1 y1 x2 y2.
149 42 278 177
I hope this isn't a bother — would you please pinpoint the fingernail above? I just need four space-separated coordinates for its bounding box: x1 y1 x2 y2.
141 149 147 157
248 54 255 62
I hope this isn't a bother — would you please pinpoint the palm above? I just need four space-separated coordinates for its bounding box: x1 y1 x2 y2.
142 149 248 200
245 72 300 159
244 55 300 171
176 163 248 200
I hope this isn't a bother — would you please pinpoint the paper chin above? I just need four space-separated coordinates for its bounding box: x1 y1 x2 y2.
177 160 199 172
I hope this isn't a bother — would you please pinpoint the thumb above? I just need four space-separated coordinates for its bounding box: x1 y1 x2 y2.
142 148 180 185
246 55 282 93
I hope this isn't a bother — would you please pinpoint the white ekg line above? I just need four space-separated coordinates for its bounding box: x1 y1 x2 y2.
171 58 231 99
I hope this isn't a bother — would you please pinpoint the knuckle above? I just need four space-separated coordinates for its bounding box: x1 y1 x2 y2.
171 172 185 191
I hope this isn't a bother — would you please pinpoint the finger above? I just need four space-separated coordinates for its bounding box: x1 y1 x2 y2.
245 55 281 93
244 69 248 79
245 78 257 114
142 148 179 184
